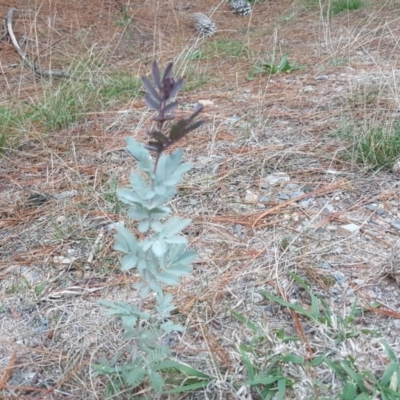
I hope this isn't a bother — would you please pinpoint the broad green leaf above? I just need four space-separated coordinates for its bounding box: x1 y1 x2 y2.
277 377 287 400
239 343 255 379
163 381 210 394
282 354 304 364
381 362 398 387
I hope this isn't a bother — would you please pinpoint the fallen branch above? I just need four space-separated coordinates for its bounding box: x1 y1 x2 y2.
6 8 71 79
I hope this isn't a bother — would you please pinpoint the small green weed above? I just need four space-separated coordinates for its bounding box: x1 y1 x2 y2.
200 39 251 59
336 121 400 170
248 54 300 79
115 5 132 27
0 105 27 152
182 68 211 92
331 0 364 14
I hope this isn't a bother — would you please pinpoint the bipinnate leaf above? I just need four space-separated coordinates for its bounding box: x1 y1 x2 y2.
121 252 139 271
160 320 184 333
118 188 148 208
145 93 161 111
149 371 164 392
122 366 147 389
153 239 168 257
151 60 162 90
156 293 176 315
162 62 173 81
165 78 184 100
142 76 161 102
114 226 139 253
157 271 183 285
98 301 150 320
125 137 153 170
152 216 191 238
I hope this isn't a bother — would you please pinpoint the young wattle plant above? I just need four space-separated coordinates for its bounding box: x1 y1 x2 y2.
95 61 207 395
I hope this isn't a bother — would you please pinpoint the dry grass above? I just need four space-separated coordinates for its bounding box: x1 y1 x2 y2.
1 0 400 398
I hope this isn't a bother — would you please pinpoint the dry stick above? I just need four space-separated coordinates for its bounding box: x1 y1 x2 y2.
6 8 71 79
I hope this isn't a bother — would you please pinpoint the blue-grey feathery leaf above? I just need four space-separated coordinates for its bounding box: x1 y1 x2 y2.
168 78 184 99
160 321 185 333
152 239 168 257
117 188 144 206
121 252 139 271
162 62 174 81
149 279 163 295
142 76 161 102
157 271 180 285
163 100 179 115
165 236 187 245
145 93 160 111
114 226 139 253
160 217 192 238
151 60 162 89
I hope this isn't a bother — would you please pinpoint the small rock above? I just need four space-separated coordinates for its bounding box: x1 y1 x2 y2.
277 193 290 200
322 204 334 214
261 173 290 187
198 99 214 107
54 190 77 200
56 215 66 223
337 223 360 236
258 196 270 203
289 191 305 199
53 256 76 264
331 271 347 285
286 183 300 190
319 261 332 270
315 75 328 80
245 191 258 203
393 158 400 175
391 220 400 230
299 200 310 209
225 115 241 125
303 85 314 93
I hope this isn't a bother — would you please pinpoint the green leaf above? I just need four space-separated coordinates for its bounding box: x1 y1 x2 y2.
281 354 304 364
122 366 146 388
276 377 288 400
244 375 283 385
163 381 210 394
149 371 164 392
239 343 255 379
231 310 258 333
159 360 213 379
382 340 399 363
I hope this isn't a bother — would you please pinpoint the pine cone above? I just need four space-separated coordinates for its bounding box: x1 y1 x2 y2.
231 0 252 16
191 13 217 37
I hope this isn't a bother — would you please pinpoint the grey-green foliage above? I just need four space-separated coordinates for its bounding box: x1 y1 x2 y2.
96 140 197 392
96 61 204 395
